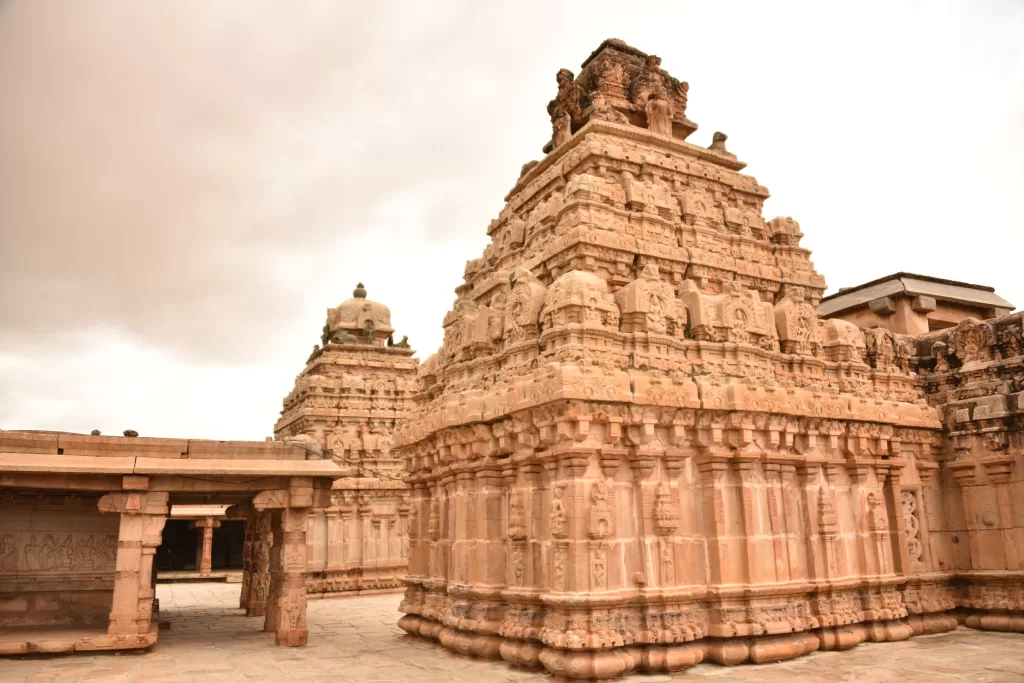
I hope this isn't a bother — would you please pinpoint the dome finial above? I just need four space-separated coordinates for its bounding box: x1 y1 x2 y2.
353 282 367 299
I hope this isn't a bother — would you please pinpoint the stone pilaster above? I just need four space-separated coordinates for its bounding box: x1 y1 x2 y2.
981 455 1017 569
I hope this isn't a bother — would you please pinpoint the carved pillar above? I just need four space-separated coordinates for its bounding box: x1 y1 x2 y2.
262 479 313 647
245 511 272 617
240 515 255 608
503 465 525 589
191 517 219 577
821 463 843 579
656 457 683 588
545 460 569 592
99 488 169 637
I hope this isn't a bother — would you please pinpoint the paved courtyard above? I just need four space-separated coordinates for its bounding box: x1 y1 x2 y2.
0 582 1022 682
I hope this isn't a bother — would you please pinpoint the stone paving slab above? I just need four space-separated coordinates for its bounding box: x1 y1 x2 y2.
0 582 1021 682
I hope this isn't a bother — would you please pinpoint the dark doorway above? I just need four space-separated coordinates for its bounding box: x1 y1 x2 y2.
156 519 198 571
212 520 245 570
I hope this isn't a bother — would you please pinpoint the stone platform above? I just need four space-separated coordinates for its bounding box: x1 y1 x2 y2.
157 570 242 583
0 582 1021 682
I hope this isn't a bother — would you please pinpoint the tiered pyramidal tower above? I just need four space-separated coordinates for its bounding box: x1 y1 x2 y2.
273 284 417 597
396 40 945 678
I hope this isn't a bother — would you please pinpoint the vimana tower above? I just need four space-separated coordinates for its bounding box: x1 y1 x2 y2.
394 39 1024 679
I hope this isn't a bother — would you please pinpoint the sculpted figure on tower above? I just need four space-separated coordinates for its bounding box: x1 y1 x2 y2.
395 38 1021 680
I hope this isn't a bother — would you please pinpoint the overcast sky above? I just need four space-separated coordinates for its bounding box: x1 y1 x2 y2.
1 1 1021 439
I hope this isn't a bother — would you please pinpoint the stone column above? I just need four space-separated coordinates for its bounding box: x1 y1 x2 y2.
240 515 255 608
99 487 169 637
263 479 313 646
191 517 219 577
949 458 980 569
245 511 272 617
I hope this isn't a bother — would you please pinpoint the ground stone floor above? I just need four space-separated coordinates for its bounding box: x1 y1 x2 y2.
0 582 1020 683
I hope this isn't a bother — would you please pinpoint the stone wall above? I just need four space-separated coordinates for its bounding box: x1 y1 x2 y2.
916 313 1024 632
0 492 119 628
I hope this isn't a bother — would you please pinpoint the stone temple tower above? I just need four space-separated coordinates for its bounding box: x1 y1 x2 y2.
273 283 418 596
395 39 954 679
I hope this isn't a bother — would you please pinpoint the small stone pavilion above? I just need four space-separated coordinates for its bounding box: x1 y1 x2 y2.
0 432 344 654
395 38 1024 679
274 283 418 596
821 272 1015 335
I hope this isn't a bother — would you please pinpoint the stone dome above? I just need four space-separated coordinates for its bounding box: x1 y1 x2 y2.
326 283 394 343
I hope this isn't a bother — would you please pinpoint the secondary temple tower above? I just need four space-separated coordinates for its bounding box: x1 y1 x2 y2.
273 284 417 596
394 39 1024 679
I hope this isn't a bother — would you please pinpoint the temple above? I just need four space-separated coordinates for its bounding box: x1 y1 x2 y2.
394 38 1024 679
0 37 1021 679
274 284 417 596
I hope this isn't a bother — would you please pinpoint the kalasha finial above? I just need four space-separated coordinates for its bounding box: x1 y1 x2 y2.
353 282 367 299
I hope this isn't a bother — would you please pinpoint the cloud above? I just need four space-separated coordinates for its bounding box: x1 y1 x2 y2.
1 0 1022 437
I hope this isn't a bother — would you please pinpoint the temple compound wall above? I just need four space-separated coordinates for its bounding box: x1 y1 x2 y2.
274 284 418 597
394 39 1023 679
0 431 344 654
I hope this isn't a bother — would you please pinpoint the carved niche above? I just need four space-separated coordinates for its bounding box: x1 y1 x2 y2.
774 285 821 356
680 280 777 348
502 268 548 346
587 481 614 539
614 265 686 335
541 271 620 331
821 319 867 363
